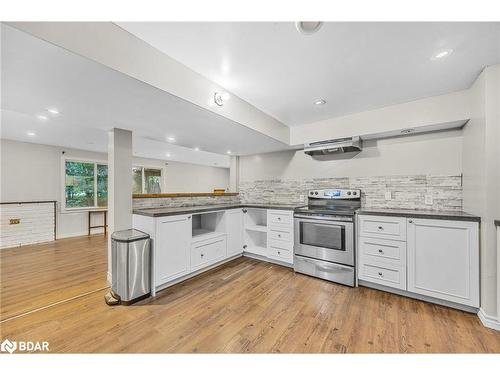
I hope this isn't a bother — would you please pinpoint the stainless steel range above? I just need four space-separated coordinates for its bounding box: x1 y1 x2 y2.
293 188 361 287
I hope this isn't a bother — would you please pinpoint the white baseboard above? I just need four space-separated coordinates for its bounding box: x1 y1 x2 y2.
478 308 500 331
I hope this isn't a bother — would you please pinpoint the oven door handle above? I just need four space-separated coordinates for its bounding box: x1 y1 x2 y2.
294 214 352 223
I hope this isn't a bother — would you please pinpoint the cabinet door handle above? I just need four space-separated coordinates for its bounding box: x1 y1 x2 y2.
201 253 204 257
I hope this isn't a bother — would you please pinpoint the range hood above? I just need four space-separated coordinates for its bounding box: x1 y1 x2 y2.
304 136 362 156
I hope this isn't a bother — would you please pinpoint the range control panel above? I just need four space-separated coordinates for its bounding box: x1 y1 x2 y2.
308 188 361 199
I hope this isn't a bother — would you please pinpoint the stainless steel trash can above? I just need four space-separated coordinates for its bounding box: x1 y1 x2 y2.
105 229 151 305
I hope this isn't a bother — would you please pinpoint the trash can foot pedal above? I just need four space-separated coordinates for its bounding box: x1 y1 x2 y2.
104 291 120 306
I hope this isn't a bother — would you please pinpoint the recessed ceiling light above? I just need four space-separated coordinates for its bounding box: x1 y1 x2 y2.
194 147 200 151
27 131 36 137
295 21 323 35
314 99 326 105
165 152 171 158
226 150 232 155
37 115 48 121
167 136 175 142
47 108 60 115
432 49 453 60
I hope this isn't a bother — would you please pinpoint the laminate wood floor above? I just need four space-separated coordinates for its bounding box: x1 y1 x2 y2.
1 238 499 353
0 235 108 321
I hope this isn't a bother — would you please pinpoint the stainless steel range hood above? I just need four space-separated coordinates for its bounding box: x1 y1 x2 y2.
304 136 362 156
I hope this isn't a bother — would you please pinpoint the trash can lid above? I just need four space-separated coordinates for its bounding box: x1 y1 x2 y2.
111 229 150 242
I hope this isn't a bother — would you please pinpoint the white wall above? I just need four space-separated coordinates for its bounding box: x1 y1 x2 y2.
240 129 463 181
462 64 500 321
0 139 230 238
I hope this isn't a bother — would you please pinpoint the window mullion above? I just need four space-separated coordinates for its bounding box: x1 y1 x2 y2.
142 168 146 194
94 163 98 208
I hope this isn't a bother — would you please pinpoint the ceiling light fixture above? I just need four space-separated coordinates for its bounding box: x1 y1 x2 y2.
167 136 176 142
47 108 60 115
295 21 323 35
214 92 230 106
226 150 232 154
194 147 200 151
37 115 48 121
314 99 326 105
27 131 36 137
432 49 453 60
165 152 171 158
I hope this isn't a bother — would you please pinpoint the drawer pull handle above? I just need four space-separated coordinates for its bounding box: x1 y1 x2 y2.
408 220 413 224
378 272 383 277
278 251 281 255
378 226 384 230
278 217 281 221
378 249 384 253
278 234 281 237
201 254 204 257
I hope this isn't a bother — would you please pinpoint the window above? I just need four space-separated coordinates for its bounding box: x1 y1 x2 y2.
64 159 107 209
132 166 163 194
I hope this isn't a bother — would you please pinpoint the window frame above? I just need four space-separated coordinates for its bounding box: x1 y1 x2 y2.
61 156 108 212
132 164 165 194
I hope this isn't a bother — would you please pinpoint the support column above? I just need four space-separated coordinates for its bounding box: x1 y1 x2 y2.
229 155 239 193
107 128 133 283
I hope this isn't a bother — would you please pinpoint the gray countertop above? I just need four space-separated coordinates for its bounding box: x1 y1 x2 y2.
133 203 301 217
133 202 481 223
356 208 481 222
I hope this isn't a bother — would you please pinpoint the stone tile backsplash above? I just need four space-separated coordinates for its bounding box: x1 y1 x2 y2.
239 174 462 211
133 195 241 209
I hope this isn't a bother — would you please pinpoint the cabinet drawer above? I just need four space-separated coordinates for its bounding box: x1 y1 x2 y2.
358 215 407 241
358 262 406 290
268 211 292 226
358 236 406 265
190 236 226 270
268 238 293 251
268 229 291 242
267 246 293 263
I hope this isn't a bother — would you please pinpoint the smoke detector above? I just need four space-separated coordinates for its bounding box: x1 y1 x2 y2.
295 22 323 35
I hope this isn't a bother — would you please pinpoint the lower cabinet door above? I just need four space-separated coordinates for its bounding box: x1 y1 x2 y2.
156 215 191 286
407 218 479 307
191 236 227 271
226 209 243 257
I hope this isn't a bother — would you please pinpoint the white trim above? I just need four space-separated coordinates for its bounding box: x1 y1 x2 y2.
478 308 500 331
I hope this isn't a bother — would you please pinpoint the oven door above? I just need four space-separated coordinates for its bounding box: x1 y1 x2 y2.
294 215 354 266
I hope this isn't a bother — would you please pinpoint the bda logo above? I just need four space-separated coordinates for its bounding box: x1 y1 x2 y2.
0 339 17 354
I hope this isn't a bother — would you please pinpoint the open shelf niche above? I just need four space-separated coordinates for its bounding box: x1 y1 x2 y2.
243 208 268 257
191 211 226 243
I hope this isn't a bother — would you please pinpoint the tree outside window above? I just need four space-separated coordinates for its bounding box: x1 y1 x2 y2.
65 160 107 209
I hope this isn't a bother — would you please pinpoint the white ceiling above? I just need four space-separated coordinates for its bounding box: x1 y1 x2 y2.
118 22 500 126
1 25 290 167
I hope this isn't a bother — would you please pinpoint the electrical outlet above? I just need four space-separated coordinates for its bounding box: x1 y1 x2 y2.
299 195 305 202
425 194 433 205
384 191 392 200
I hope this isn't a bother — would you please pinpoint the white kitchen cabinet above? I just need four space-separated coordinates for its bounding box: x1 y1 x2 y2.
226 209 243 257
155 215 192 286
358 215 407 241
407 218 479 308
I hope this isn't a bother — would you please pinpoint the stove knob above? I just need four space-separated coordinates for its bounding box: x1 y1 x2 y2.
314 191 318 195
347 191 351 195
310 191 314 195
353 191 357 195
